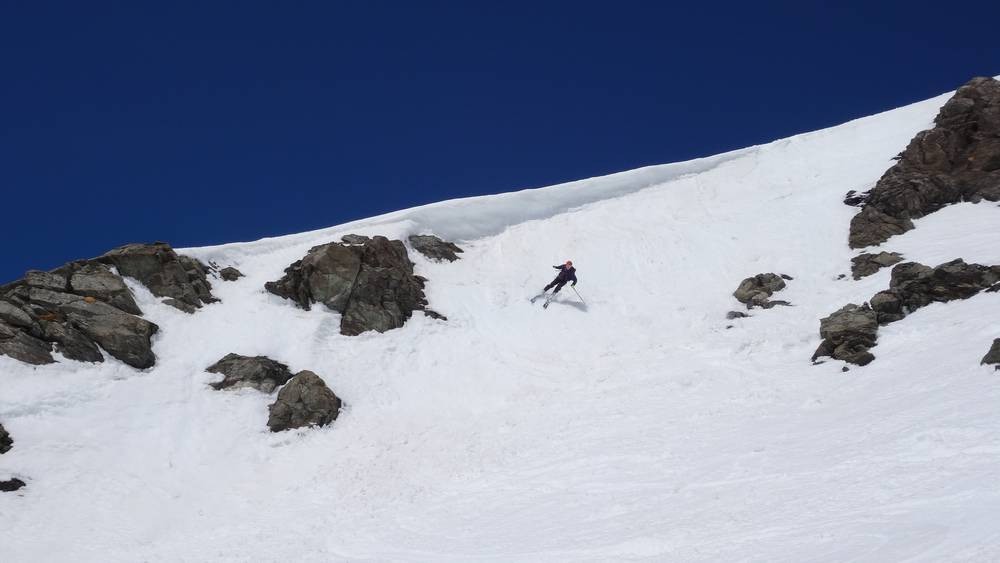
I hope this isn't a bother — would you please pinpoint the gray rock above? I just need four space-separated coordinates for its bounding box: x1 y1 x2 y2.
982 339 1000 369
267 236 432 336
408 235 464 262
99 243 217 312
843 189 871 207
0 423 11 454
812 304 878 366
0 301 41 335
0 322 55 365
219 267 244 281
69 262 141 315
340 234 370 245
43 321 103 363
869 290 904 325
60 300 158 369
733 273 788 309
849 77 1000 248
206 353 294 393
163 298 198 314
267 371 342 432
0 478 26 492
851 251 904 280
24 270 68 292
887 259 1000 313
726 311 749 320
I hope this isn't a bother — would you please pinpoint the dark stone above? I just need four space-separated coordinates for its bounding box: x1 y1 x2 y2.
267 236 433 336
98 243 217 312
0 423 11 454
59 299 158 369
206 353 294 393
163 298 198 314
267 371 342 432
886 259 999 313
0 322 55 365
983 339 1000 369
726 311 749 320
812 304 878 366
69 262 141 315
408 235 464 262
849 77 1000 248
0 478 26 492
0 301 41 336
43 321 103 363
851 252 904 280
423 309 447 321
340 234 370 245
843 190 871 207
219 267 244 281
733 273 788 309
761 300 792 309
779 274 794 281
24 270 68 292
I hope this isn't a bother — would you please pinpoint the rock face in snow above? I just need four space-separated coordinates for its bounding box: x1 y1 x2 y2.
408 235 464 262
340 234 370 245
812 304 879 366
0 478 26 492
849 77 1000 248
98 243 217 312
983 339 1000 369
206 353 294 393
733 273 791 309
219 267 244 281
267 371 342 432
815 259 1000 365
851 251 904 280
0 423 11 454
265 236 432 335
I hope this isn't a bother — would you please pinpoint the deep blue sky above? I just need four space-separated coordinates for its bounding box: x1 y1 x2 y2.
2 1 998 283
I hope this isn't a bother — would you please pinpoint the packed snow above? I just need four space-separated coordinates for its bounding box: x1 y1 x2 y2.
2 87 1000 562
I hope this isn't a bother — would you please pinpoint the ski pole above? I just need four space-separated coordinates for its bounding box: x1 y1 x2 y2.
572 286 586 304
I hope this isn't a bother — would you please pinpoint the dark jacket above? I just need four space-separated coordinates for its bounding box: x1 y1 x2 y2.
552 265 578 285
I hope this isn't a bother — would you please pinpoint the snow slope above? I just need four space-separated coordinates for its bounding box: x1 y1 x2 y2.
3 87 1000 562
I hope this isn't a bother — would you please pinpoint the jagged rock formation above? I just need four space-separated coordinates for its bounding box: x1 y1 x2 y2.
99 243 216 312
983 339 1000 369
265 236 433 335
408 235 464 262
851 251 904 279
815 259 1000 365
733 273 792 309
219 267 244 281
0 423 11 454
340 234 370 245
206 354 294 393
0 478 26 492
267 371 342 432
849 77 1000 248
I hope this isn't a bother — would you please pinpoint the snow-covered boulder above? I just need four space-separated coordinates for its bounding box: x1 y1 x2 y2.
206 353 294 393
218 267 244 281
408 234 464 262
850 251 903 280
266 371 342 432
849 77 1000 248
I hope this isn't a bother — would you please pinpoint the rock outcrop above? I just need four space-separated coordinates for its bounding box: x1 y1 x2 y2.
267 371 342 432
340 234 370 245
814 259 1000 365
408 235 464 262
849 77 1000 248
266 236 433 335
219 267 244 281
982 339 1000 369
99 243 217 312
812 304 879 366
851 251 904 280
733 273 791 309
206 354 294 393
0 423 11 454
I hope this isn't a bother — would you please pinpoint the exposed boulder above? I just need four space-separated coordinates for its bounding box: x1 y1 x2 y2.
219 267 244 281
59 299 158 369
849 77 1000 248
267 371 342 432
340 234 370 245
733 273 789 309
812 304 879 366
851 252 904 280
0 478 26 492
0 321 55 365
982 339 1000 369
266 236 433 335
0 423 12 454
206 353 294 393
68 262 142 315
43 321 104 363
408 235 464 262
98 243 217 312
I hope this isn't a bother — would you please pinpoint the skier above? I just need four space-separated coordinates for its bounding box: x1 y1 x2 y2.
543 260 577 295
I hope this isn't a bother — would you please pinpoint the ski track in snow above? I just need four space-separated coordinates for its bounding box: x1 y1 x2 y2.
3 89 1000 561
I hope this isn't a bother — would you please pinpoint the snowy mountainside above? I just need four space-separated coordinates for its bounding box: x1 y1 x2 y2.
2 85 1000 561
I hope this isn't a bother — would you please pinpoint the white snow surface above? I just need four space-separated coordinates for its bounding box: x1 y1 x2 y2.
3 88 1000 562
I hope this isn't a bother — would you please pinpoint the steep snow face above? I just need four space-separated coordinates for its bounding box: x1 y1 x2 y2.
3 88 1000 562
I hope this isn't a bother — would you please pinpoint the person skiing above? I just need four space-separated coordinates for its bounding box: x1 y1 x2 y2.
543 260 577 295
